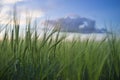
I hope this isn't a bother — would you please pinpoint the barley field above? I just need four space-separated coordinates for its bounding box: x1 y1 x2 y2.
0 14 120 80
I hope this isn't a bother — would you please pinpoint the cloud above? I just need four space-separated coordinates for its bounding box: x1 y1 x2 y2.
0 9 44 26
20 9 45 18
0 2 45 25
17 9 45 26
1 0 24 5
0 0 26 25
0 6 11 17
43 16 107 33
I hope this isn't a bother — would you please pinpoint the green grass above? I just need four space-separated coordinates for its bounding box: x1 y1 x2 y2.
0 12 120 80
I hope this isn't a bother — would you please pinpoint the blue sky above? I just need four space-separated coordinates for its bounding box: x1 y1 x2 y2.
0 0 120 29
23 0 120 28
0 0 119 40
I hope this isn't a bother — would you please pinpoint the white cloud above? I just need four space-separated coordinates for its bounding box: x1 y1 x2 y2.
0 8 45 39
1 0 24 4
0 6 12 17
0 0 25 24
0 5 45 25
20 9 45 18
0 6 12 26
32 10 45 18
18 9 45 25
64 33 107 41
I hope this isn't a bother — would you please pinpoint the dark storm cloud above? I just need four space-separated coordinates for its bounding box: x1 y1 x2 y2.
44 16 107 33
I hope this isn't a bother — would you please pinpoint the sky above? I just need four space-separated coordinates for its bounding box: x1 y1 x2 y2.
20 0 120 28
0 0 120 33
